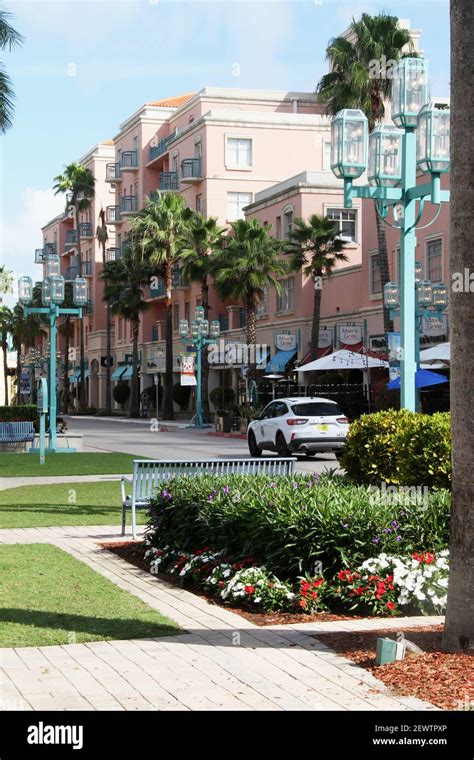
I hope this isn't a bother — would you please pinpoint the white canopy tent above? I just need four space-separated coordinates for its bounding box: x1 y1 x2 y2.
419 342 450 368
297 349 389 373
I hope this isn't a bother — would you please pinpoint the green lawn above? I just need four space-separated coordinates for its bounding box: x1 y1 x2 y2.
0 452 147 478
0 481 149 529
0 544 180 647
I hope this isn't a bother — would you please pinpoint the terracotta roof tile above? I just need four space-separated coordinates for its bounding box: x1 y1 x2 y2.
146 92 196 108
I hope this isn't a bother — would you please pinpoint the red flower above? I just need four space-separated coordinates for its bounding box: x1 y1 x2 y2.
300 581 311 592
218 581 224 588
310 592 317 600
386 601 396 611
313 579 324 588
244 585 255 595
354 586 364 596
299 599 307 609
424 553 435 564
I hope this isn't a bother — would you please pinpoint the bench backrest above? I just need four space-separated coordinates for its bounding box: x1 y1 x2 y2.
131 457 296 503
0 421 35 442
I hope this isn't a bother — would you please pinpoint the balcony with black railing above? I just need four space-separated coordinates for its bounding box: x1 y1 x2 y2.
64 230 79 251
81 261 93 276
105 247 120 262
181 158 202 183
34 248 45 263
44 242 57 255
106 206 121 224
120 195 138 215
149 279 166 298
106 163 122 182
148 135 176 164
120 150 139 170
159 171 179 191
65 266 79 280
78 222 93 238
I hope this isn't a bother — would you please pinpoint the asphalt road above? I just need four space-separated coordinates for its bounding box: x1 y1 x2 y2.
66 416 341 475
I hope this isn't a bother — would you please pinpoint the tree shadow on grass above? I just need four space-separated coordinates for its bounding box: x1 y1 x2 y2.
0 608 179 644
0 504 120 517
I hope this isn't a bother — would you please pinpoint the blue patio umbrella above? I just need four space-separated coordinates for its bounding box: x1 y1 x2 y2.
388 369 449 390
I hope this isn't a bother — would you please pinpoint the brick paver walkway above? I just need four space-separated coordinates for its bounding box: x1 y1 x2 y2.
0 525 442 711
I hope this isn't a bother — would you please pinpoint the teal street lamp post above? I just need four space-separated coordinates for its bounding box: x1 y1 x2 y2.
330 58 450 411
18 256 88 452
384 269 449 408
179 306 220 429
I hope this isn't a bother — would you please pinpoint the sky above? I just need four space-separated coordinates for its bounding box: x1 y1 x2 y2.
0 0 450 306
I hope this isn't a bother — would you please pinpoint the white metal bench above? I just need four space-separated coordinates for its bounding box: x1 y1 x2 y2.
121 457 296 538
0 421 35 450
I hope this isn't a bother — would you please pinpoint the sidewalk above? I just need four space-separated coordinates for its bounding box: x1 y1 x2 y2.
0 524 441 712
66 415 190 429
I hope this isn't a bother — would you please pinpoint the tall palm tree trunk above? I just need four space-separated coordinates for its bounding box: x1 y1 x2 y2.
201 276 211 422
442 0 474 653
375 211 393 335
101 238 112 415
75 206 86 413
1 329 8 405
310 276 323 361
129 317 140 418
246 296 257 382
15 347 21 404
163 262 174 420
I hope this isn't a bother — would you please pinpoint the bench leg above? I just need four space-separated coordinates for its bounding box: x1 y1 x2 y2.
131 503 137 541
121 503 126 536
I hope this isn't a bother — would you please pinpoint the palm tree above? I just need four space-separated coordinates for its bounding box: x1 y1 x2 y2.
286 215 348 361
0 305 11 404
316 12 415 335
442 0 473 654
0 8 23 134
53 162 95 413
131 192 189 420
96 208 112 414
101 242 152 418
180 211 226 421
213 219 287 381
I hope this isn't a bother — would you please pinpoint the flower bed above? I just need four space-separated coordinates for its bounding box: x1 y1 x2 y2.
141 473 451 617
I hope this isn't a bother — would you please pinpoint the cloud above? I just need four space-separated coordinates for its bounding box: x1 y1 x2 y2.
0 187 64 306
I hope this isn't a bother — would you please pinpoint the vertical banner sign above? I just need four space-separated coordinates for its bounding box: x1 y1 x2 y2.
180 355 197 386
387 332 401 382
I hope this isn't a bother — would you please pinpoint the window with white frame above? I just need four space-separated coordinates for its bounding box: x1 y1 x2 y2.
275 216 282 238
195 194 202 213
227 192 252 221
283 207 293 240
172 152 179 174
194 139 202 159
226 137 253 168
323 140 331 171
327 208 357 242
370 252 382 295
276 277 295 312
426 238 443 282
256 287 269 318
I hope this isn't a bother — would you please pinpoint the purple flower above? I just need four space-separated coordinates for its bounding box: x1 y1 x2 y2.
312 473 321 482
391 520 399 528
383 528 392 534
222 485 230 494
396 535 402 542
342 524 349 529
161 490 172 501
372 537 381 544
207 489 218 502
292 481 298 489
269 482 277 489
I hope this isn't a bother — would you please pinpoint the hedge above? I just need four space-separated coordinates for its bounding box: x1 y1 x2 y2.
146 473 450 578
0 405 38 422
340 410 451 489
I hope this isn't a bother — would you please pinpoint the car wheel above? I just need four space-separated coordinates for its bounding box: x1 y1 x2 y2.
304 451 317 458
276 432 290 457
248 431 262 457
335 450 345 461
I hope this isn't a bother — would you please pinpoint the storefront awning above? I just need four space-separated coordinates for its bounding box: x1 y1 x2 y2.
121 365 133 380
111 366 127 381
71 368 89 382
265 349 297 374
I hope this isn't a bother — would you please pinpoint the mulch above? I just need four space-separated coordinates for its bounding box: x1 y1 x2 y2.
100 540 365 626
313 626 474 711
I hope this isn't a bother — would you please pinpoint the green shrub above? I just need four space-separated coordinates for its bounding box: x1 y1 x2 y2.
341 410 451 488
210 386 235 410
113 382 130 408
146 474 450 578
172 382 191 410
0 405 37 422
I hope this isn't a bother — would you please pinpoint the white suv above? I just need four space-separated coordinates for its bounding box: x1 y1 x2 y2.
247 397 349 458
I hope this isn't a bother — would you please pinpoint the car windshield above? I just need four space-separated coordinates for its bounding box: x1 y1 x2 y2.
291 402 343 417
